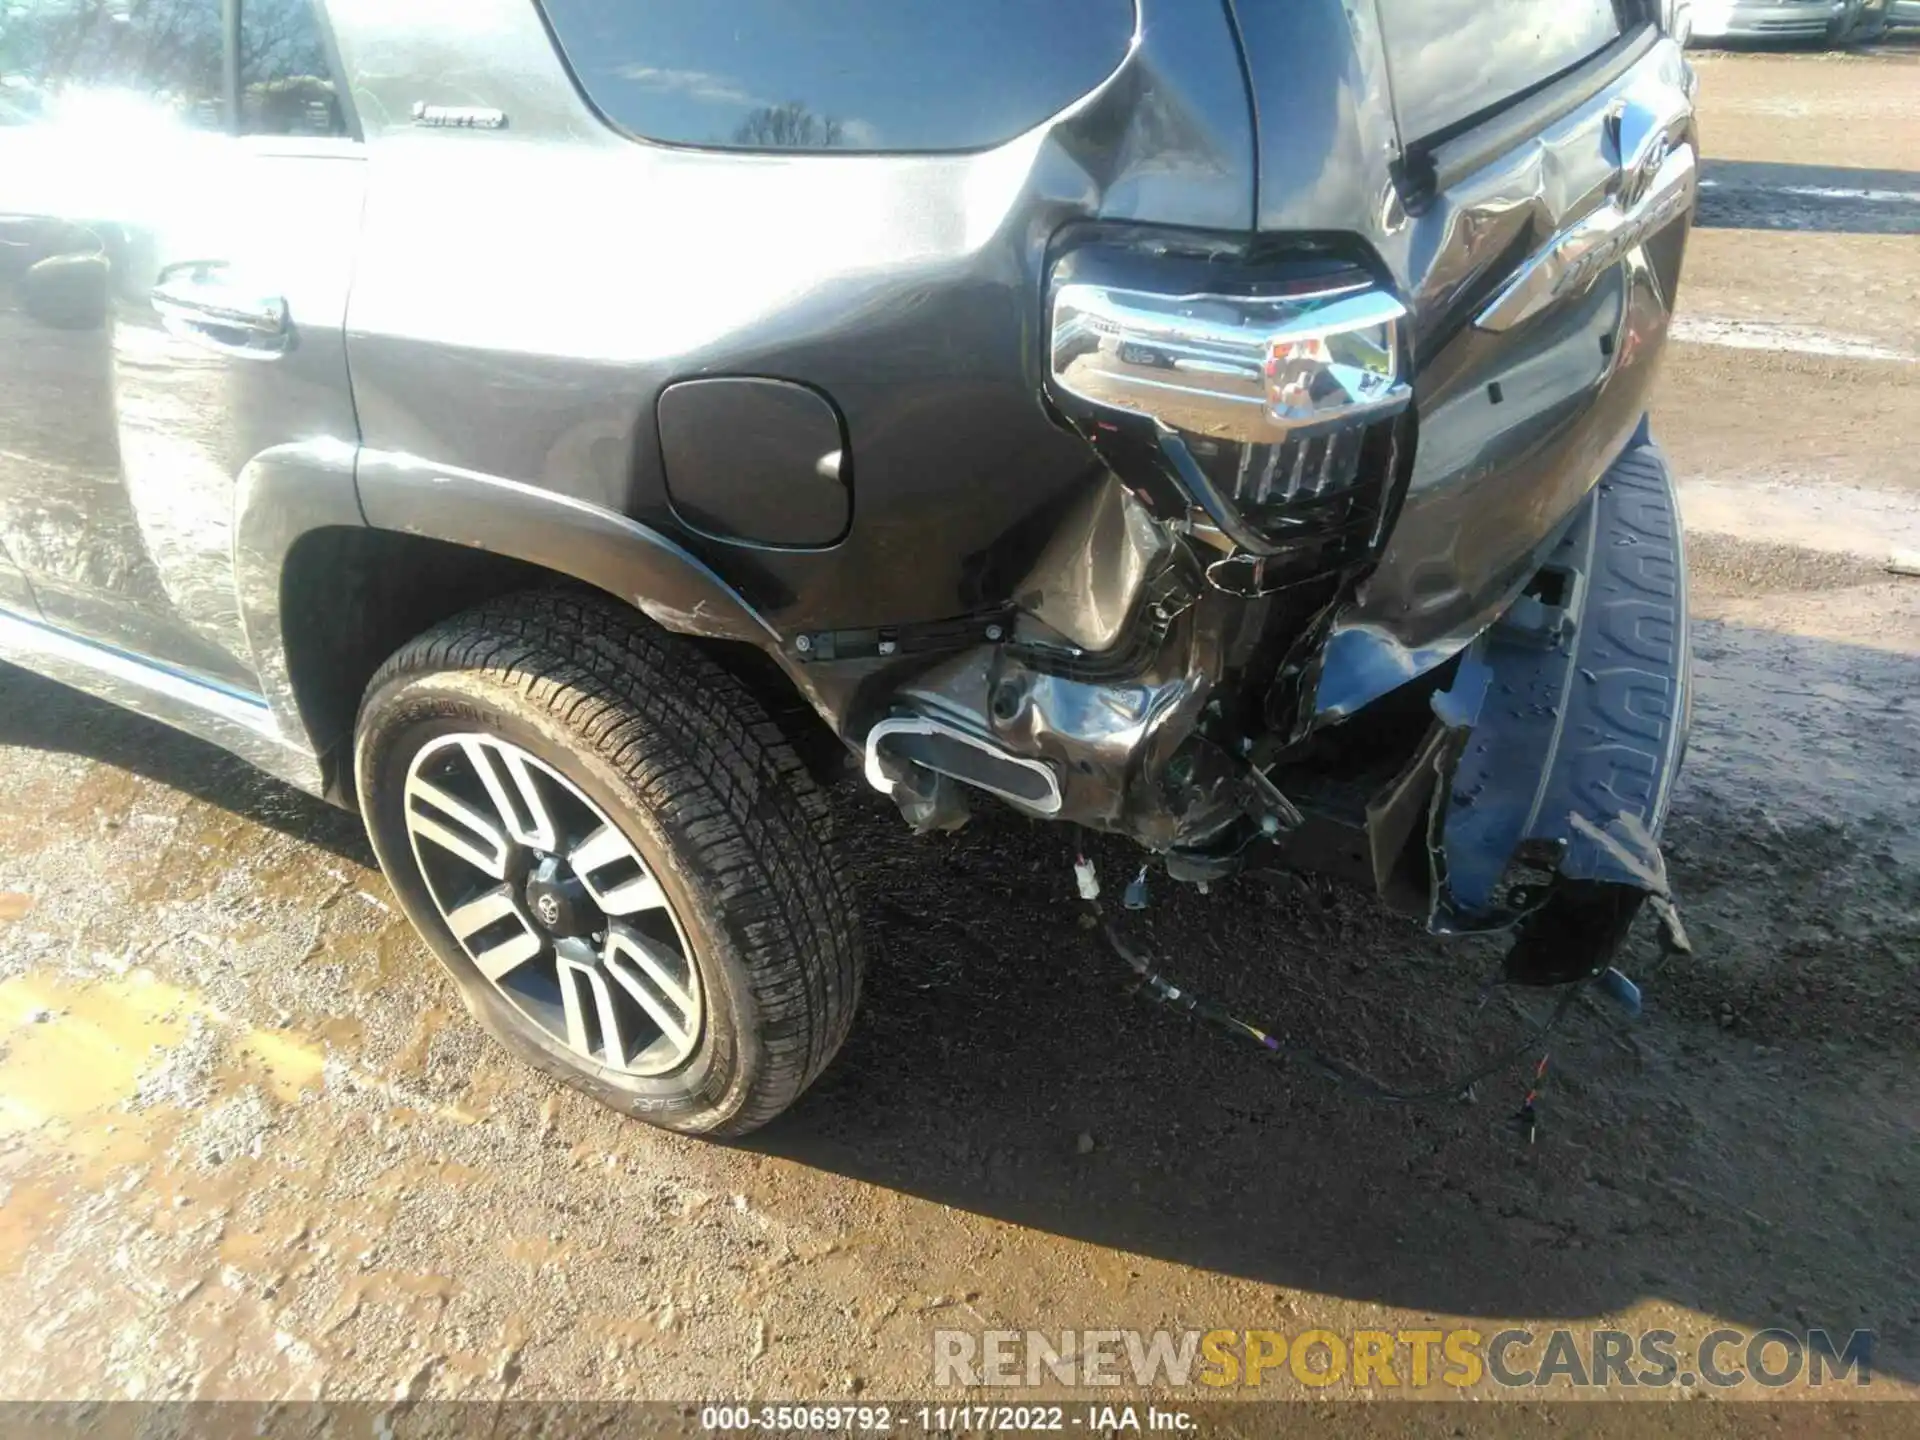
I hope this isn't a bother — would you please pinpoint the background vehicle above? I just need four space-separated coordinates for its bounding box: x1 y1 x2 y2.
1840 0 1892 39
1689 0 1850 42
0 0 1699 1136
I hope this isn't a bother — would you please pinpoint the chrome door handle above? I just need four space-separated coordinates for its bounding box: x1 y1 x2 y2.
153 262 292 357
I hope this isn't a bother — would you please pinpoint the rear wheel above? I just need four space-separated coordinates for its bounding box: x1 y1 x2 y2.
354 590 862 1136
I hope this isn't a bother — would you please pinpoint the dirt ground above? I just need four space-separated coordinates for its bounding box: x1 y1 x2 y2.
1 39 1917 1417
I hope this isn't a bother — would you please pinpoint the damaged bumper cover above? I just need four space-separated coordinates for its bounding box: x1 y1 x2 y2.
1422 423 1692 978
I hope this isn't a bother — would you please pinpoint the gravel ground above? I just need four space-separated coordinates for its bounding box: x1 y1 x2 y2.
1 38 1917 1418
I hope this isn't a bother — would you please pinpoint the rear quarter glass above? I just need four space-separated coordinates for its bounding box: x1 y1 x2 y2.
535 0 1137 153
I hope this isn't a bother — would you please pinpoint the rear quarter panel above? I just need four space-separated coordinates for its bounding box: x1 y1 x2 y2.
322 0 1253 642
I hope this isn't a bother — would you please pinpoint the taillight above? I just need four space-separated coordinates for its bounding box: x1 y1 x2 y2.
1046 235 1413 591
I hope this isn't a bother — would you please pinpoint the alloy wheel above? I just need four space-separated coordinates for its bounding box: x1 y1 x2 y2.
401 733 702 1076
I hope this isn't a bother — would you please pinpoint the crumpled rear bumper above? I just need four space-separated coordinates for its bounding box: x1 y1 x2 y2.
1422 421 1691 976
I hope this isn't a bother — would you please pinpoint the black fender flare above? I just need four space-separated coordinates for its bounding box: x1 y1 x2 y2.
233 439 365 767
354 451 784 653
235 446 805 779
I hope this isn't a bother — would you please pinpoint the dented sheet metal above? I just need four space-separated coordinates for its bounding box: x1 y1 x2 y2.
1427 424 1692 935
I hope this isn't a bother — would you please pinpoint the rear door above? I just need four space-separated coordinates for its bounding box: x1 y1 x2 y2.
0 207 35 616
0 207 35 614
0 0 362 692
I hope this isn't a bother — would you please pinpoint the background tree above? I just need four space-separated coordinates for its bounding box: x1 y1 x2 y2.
730 101 846 150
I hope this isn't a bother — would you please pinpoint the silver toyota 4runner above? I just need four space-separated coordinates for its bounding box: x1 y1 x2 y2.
0 1 1699 1135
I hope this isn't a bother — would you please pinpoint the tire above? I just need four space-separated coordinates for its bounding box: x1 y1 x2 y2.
353 588 863 1137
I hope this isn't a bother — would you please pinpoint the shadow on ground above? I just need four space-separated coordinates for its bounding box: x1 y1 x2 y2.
2 618 1915 1370
759 619 1919 1369
0 661 373 868
1699 158 1920 235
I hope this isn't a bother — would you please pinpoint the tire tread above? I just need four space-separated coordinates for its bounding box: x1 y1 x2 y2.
360 589 862 1136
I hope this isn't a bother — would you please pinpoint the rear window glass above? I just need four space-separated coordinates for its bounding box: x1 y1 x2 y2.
536 0 1136 153
1376 0 1624 142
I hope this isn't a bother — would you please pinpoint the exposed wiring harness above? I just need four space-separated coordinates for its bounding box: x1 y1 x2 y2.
1075 855 1585 1122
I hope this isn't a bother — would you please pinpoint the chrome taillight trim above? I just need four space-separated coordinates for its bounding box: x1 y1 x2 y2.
1049 282 1413 446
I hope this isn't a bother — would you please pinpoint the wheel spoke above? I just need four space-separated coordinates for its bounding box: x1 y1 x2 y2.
443 886 544 980
570 824 668 915
405 774 511 879
461 738 559 851
556 945 628 1066
568 822 631 874
604 928 697 1049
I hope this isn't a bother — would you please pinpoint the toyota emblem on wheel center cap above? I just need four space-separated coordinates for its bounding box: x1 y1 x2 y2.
522 852 599 940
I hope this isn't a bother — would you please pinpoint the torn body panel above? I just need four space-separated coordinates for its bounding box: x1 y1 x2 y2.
1251 424 1691 978
842 24 1697 975
869 530 1257 853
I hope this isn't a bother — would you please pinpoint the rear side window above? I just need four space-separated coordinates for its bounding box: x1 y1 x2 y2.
238 0 350 137
0 0 225 131
536 0 1136 153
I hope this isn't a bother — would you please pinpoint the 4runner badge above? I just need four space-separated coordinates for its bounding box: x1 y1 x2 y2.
412 103 508 130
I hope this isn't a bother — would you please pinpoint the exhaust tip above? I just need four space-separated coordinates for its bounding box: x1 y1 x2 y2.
864 716 1063 816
